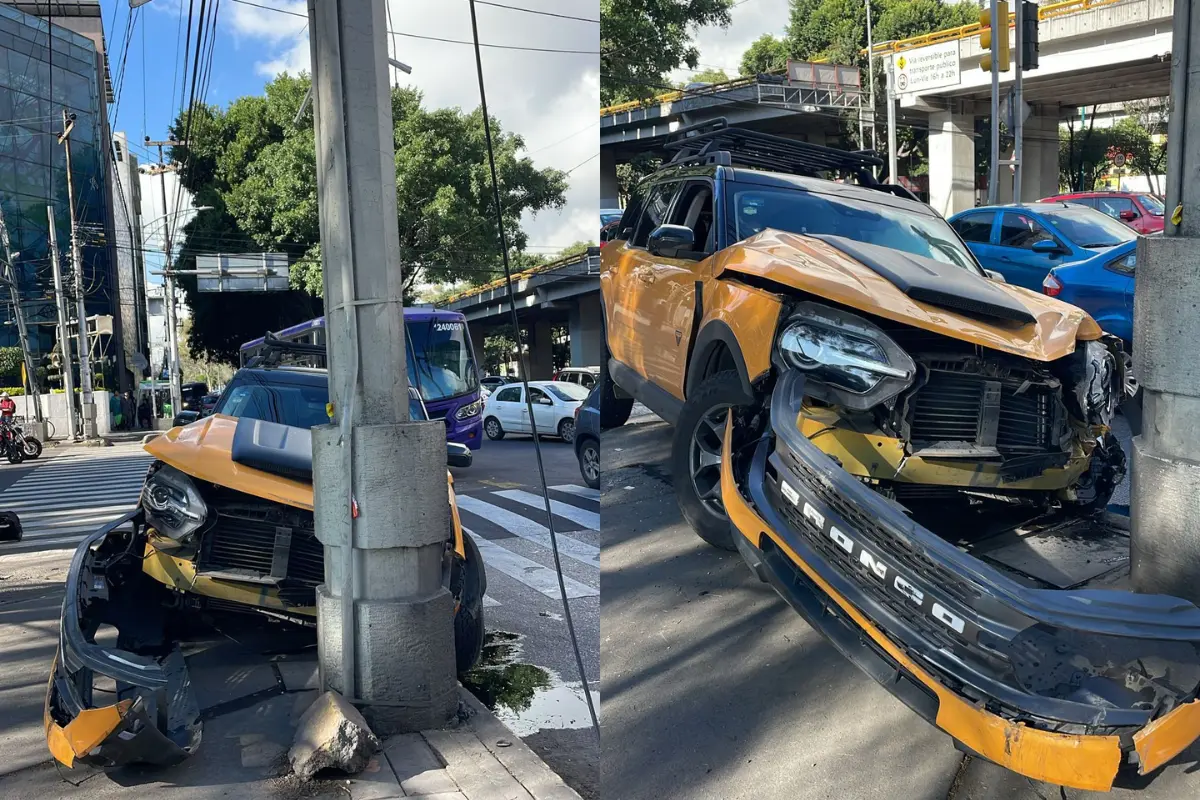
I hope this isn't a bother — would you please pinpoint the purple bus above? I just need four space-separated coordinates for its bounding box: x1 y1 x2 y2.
239 309 484 450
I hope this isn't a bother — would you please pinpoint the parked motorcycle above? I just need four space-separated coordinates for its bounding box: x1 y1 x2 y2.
0 418 28 464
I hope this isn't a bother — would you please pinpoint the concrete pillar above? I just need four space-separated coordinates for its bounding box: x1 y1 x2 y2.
467 321 488 375
927 107 976 217
308 0 456 732
527 320 555 379
1018 113 1061 202
600 147 620 209
569 294 603 367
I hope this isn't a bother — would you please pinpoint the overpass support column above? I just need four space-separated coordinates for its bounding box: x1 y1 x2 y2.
1018 112 1062 202
601 148 620 209
927 106 976 217
569 294 603 367
468 322 488 375
527 320 555 380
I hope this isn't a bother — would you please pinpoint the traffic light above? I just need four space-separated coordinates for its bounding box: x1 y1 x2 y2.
1021 0 1039 70
979 2 1010 73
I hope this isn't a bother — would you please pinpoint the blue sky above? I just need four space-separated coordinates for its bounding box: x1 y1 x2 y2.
101 0 599 253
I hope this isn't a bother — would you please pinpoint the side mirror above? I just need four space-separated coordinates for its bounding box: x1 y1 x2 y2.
447 442 472 469
984 269 1007 283
647 224 696 259
538 397 554 406
1031 239 1061 255
1119 209 1137 221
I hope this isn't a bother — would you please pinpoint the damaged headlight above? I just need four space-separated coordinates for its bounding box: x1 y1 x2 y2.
777 302 916 411
141 463 207 541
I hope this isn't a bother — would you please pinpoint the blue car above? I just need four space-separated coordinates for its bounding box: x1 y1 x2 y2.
948 202 1137 291
1042 239 1136 344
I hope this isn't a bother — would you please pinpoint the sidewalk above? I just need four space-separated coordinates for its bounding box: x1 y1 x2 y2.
0 567 581 800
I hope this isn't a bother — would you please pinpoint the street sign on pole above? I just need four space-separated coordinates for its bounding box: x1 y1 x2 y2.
893 41 961 95
195 253 290 292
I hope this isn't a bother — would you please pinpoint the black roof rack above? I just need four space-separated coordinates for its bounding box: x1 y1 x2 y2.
247 332 327 368
663 118 918 202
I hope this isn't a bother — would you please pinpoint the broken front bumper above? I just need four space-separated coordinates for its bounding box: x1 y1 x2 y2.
45 510 201 769
723 371 1200 791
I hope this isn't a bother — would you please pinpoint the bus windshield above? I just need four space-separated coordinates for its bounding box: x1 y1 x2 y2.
407 316 479 403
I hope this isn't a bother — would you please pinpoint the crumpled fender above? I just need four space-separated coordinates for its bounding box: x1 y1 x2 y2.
713 230 1104 362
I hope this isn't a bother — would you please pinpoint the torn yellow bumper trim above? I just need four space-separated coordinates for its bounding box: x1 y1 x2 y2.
44 655 130 768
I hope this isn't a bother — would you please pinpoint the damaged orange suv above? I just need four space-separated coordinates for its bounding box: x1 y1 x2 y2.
600 120 1200 791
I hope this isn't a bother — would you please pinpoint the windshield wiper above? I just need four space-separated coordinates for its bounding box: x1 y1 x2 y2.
1082 242 1120 248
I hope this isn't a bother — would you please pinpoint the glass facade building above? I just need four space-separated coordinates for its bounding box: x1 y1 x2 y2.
0 1 113 356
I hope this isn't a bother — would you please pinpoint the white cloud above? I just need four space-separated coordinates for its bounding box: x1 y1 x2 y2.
668 0 791 84
225 0 600 252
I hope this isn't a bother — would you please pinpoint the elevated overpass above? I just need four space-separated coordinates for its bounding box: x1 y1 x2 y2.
600 64 866 206
439 249 601 379
882 0 1172 214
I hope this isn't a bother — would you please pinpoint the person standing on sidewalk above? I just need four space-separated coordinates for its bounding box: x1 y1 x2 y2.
109 391 123 430
0 392 15 419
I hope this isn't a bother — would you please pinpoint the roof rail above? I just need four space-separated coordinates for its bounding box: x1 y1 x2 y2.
247 333 327 368
662 118 917 201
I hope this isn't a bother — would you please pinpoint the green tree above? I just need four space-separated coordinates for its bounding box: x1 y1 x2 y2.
178 319 236 387
1110 101 1168 194
171 74 567 363
1059 108 1112 192
678 67 730 87
739 34 789 76
601 0 735 105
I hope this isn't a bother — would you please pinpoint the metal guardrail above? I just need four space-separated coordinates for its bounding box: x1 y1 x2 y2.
599 0 1134 116
438 250 599 307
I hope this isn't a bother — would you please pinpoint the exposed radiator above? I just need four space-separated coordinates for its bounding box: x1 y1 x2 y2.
909 368 1055 455
198 498 324 597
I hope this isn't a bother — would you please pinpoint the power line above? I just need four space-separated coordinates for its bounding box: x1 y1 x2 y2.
389 30 599 54
473 1 599 24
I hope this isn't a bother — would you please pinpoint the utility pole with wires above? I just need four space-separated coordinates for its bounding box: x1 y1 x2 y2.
47 210 79 442
0 205 44 431
58 109 97 439
1129 0 1200 604
145 137 186 420
306 0 456 731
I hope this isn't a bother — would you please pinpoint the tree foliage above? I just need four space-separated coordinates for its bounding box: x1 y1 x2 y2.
601 0 734 105
678 68 730 87
739 34 789 76
170 74 567 363
1059 108 1111 193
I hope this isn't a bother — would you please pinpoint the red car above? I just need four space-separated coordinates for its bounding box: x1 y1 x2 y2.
1039 191 1165 234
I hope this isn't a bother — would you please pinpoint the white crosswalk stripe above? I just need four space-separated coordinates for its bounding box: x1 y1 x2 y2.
549 484 600 501
493 489 600 531
0 445 153 556
455 494 600 568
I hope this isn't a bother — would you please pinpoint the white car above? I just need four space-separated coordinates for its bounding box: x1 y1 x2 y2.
482 380 591 443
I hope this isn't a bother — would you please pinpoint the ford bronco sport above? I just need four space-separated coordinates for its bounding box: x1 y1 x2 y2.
600 120 1200 790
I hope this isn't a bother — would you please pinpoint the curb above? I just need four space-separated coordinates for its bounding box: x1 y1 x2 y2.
455 687 584 800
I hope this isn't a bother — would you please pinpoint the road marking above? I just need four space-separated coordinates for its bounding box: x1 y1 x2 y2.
493 489 600 531
550 484 600 501
455 495 600 568
464 528 596 599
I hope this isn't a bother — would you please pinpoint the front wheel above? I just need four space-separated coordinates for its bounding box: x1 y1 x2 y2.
483 417 505 440
578 437 600 490
6 445 23 465
22 437 41 459
453 533 487 674
559 418 576 443
670 370 752 551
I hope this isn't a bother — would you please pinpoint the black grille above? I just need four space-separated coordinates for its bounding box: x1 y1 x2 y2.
777 445 979 607
198 497 324 596
910 369 1054 454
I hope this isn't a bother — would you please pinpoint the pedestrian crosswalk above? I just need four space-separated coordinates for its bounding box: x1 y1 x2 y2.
457 484 600 608
0 446 600 611
0 444 153 556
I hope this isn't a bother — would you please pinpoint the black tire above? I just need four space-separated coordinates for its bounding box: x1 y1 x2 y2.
558 418 576 443
671 370 752 551
578 436 600 490
0 511 20 542
453 533 487 674
483 417 505 441
22 437 41 459
6 445 23 465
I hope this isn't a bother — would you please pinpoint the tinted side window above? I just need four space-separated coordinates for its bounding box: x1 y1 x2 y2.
951 212 994 244
1000 213 1055 249
631 182 679 247
1069 197 1097 209
495 387 521 402
1095 196 1135 218
580 372 596 388
668 180 715 253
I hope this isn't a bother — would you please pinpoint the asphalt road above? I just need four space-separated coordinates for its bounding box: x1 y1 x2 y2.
598 410 1195 800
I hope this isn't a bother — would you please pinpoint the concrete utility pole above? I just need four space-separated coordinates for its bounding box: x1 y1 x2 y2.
145 140 185 420
47 210 79 441
59 110 96 439
1130 0 1200 604
0 206 43 427
307 0 456 731
885 59 898 184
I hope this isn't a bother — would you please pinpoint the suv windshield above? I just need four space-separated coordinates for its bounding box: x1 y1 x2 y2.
728 187 980 273
215 371 425 428
1139 194 1165 216
1035 206 1138 247
406 317 479 403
